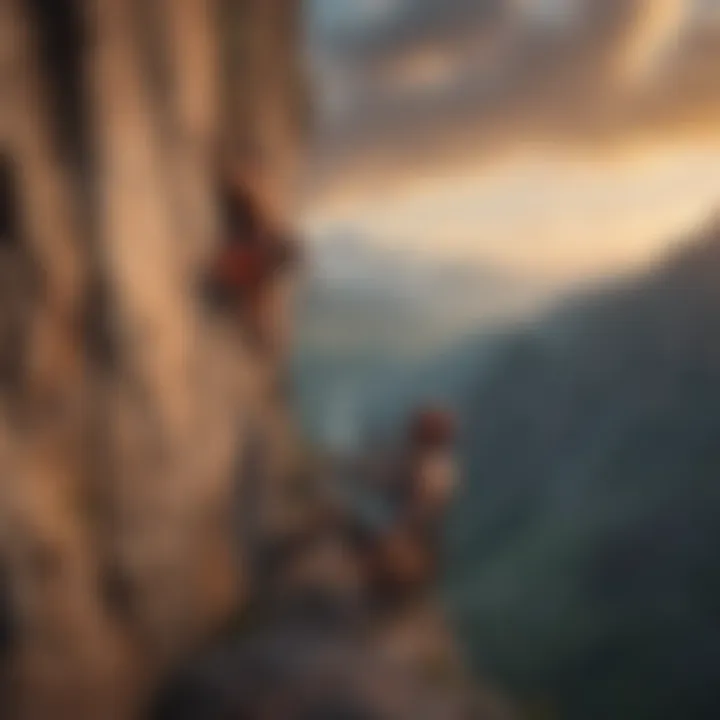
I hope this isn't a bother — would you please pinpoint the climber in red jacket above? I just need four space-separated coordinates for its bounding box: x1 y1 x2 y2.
356 406 458 609
207 170 301 357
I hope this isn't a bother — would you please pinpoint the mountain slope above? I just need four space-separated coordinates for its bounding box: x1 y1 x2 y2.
447 219 720 720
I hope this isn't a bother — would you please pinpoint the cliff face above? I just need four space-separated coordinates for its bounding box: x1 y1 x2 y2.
0 1 303 716
0 3 505 719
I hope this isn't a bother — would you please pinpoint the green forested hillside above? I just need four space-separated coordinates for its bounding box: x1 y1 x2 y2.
446 223 720 720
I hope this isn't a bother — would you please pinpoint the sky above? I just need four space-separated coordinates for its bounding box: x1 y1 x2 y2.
302 0 720 290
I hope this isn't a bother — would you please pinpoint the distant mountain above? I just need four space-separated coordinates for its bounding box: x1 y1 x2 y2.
294 234 554 448
300 233 546 355
444 218 720 720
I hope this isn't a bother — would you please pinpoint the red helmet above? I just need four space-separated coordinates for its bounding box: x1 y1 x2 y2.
408 406 457 448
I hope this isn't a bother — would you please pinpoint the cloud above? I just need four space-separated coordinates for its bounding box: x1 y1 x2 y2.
326 0 511 63
307 0 719 207
587 0 689 84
